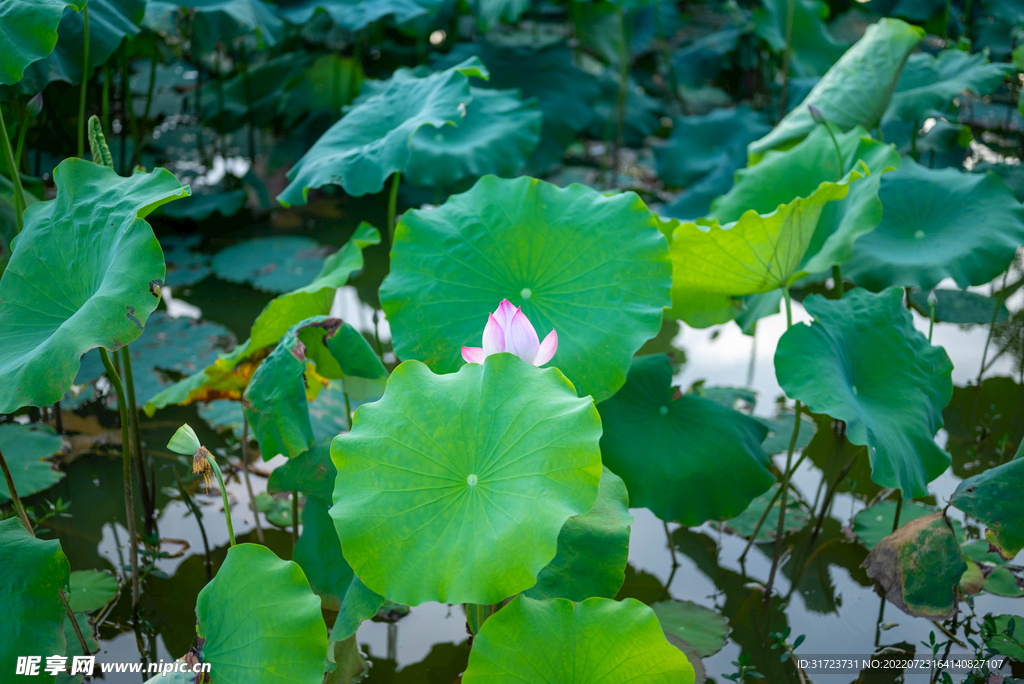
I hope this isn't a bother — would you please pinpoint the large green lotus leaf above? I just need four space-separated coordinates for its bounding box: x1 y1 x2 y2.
0 160 188 415
598 354 773 525
667 167 862 321
19 0 143 91
909 288 1009 325
145 1 284 51
278 58 487 204
0 424 64 503
330 354 603 605
212 237 334 294
853 501 964 550
651 600 729 658
244 316 385 461
753 0 846 78
0 518 70 682
434 42 600 169
725 482 811 540
886 50 1012 124
861 512 967 619
161 190 247 222
293 496 355 612
144 225 378 415
381 176 671 403
524 467 633 602
951 455 1024 560
196 543 328 684
0 0 80 87
67 570 118 613
775 288 953 498
405 88 542 188
275 0 431 29
73 312 236 406
160 235 211 287
328 575 385 644
654 106 771 190
748 18 923 160
711 125 900 275
461 596 695 683
844 159 1024 291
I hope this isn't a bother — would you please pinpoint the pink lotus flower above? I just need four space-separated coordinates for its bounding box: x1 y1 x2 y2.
462 299 558 367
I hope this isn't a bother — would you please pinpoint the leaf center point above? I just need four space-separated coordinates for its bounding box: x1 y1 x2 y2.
520 288 532 300
467 474 478 487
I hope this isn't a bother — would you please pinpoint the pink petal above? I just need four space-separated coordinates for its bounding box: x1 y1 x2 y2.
534 329 558 366
494 299 518 329
482 313 505 355
462 346 487 364
507 307 540 363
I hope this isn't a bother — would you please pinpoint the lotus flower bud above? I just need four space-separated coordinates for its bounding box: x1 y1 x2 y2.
462 299 558 367
808 105 826 125
927 289 938 308
27 93 43 117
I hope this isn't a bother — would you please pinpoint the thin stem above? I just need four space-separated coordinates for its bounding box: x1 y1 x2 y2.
14 106 30 172
387 171 401 243
238 44 256 165
778 0 796 118
832 265 843 299
120 346 153 537
60 590 91 655
822 122 844 179
98 347 140 610
52 402 63 435
201 450 235 546
891 496 903 533
120 43 129 174
292 491 300 547
611 8 631 188
764 400 802 599
928 301 935 343
746 323 757 388
809 446 865 542
101 64 110 132
343 389 353 430
241 415 264 543
78 0 91 158
976 271 1010 389
174 469 212 581
911 119 920 161
653 1 684 113
0 445 33 533
0 109 26 233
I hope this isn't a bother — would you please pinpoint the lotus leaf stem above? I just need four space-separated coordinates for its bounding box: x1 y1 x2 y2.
60 589 92 656
101 64 110 132
120 346 154 536
292 492 300 547
199 448 235 547
891 496 903 533
0 445 33 534
174 469 212 581
737 448 810 562
388 171 401 243
832 265 843 299
98 346 141 610
928 300 936 343
0 108 26 232
241 415 264 543
78 0 91 159
610 8 631 188
778 0 796 118
14 105 30 172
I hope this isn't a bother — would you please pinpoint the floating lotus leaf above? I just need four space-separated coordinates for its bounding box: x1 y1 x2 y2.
754 0 846 78
775 288 953 498
0 160 188 415
725 482 811 540
67 570 118 613
524 467 633 602
161 189 247 221
404 88 542 188
275 0 431 29
667 166 862 326
0 517 70 682
844 159 1024 291
951 455 1024 560
909 289 1009 325
886 50 1012 123
0 0 80 87
853 501 964 550
381 176 671 403
145 225 378 414
18 0 142 91
243 316 385 460
654 107 771 190
599 354 773 525
861 512 967 620
278 58 487 204
461 596 695 684
749 19 923 160
213 237 335 294
197 544 327 683
0 424 64 503
711 125 901 276
330 354 602 605
651 600 729 658
159 235 211 287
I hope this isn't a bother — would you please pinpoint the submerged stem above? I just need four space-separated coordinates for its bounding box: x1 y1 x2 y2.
99 347 140 610
387 171 401 243
78 0 91 159
241 415 264 544
0 445 33 534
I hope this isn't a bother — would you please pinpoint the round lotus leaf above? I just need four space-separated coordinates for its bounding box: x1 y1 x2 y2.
159 235 211 287
0 0 79 87
67 570 119 613
277 58 487 203
0 517 71 680
161 189 247 221
405 87 542 188
853 501 964 550
330 354 602 606
775 288 953 498
196 543 328 684
461 596 695 683
212 237 332 294
599 354 773 526
725 482 811 540
0 424 64 503
651 600 729 658
886 49 1012 124
951 455 1024 560
381 176 671 403
0 160 188 415
844 159 1024 291
268 439 337 503
524 467 633 602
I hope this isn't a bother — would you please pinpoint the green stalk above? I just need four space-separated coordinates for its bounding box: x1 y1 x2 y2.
101 64 110 132
891 496 903 533
120 346 154 536
911 119 920 161
78 0 91 158
611 7 631 188
928 301 936 343
199 449 235 546
174 468 212 581
0 446 33 533
832 265 843 299
737 448 810 562
654 0 684 113
241 415 264 544
99 347 140 610
387 171 401 243
14 105 30 172
0 110 26 232
292 492 300 547
778 0 796 118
